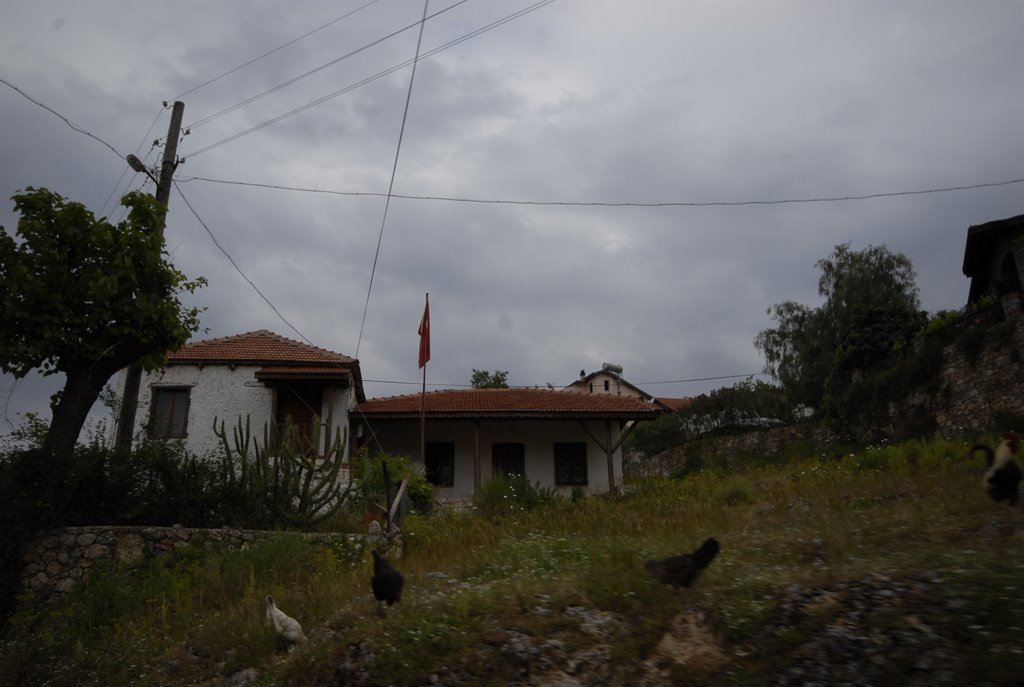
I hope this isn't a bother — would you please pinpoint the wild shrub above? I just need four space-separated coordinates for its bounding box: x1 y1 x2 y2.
350 450 435 518
471 472 555 518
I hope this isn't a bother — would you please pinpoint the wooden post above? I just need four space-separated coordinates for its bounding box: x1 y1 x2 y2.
605 420 616 494
114 101 185 453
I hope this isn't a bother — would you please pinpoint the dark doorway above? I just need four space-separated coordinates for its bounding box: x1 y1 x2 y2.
275 383 323 452
1000 252 1022 295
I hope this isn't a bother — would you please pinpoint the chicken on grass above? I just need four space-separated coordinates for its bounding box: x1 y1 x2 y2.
974 432 1022 505
645 537 720 588
371 549 404 613
265 595 307 646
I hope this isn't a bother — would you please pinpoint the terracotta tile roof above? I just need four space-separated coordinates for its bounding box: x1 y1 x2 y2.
656 397 693 412
167 330 356 366
357 388 663 419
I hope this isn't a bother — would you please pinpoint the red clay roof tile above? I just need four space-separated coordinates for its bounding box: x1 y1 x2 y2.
167 330 356 366
358 388 662 418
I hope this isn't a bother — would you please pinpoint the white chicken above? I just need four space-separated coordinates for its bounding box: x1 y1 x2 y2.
265 594 307 646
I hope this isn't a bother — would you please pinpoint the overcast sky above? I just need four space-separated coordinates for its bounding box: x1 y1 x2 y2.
2 1 1023 440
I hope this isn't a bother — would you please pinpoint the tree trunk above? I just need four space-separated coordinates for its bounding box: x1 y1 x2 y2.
41 356 133 459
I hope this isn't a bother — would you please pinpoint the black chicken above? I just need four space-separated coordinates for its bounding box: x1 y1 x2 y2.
645 537 720 588
371 549 404 610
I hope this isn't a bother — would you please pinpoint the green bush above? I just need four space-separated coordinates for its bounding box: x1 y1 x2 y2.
471 472 555 518
350 450 435 517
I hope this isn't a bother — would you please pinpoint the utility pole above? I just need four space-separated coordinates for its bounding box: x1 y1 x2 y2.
113 101 185 453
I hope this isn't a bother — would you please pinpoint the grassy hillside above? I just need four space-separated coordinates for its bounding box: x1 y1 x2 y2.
3 435 1024 686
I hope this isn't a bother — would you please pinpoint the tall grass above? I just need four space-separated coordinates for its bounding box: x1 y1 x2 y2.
2 433 1020 685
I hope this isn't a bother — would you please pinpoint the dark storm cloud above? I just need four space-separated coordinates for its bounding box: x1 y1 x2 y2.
2 1 1024 438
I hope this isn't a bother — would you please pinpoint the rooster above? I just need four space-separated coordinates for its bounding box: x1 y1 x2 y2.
265 595 307 646
371 549 404 612
645 537 720 588
974 432 1022 505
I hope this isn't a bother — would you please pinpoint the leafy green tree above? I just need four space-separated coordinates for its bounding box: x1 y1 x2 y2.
0 188 205 458
754 243 923 412
471 369 509 388
627 378 790 457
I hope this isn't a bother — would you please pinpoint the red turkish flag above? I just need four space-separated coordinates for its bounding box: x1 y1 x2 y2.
418 296 430 368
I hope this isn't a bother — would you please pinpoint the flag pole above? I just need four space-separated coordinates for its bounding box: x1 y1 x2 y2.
419 293 429 464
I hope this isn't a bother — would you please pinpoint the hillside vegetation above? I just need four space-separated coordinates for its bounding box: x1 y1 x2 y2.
3 435 1024 686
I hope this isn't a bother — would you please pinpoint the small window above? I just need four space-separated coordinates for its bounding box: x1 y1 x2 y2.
151 387 190 438
425 442 455 487
554 442 587 486
492 443 525 477
603 380 610 391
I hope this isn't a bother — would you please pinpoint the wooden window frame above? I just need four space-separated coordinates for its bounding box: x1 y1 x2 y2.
150 387 190 439
425 441 455 487
554 442 588 486
492 442 526 478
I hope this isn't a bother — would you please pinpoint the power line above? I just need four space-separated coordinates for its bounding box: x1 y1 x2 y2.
0 77 124 161
177 174 1024 209
185 0 471 132
100 106 167 217
356 0 430 359
171 0 385 101
636 373 767 385
183 0 557 159
172 181 312 345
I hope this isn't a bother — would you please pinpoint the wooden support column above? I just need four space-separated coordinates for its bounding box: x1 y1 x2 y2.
473 420 481 489
605 420 616 494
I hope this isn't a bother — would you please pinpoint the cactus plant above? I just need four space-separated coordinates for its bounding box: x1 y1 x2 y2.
213 414 352 529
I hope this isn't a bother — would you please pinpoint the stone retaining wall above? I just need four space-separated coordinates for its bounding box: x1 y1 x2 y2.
628 424 839 479
19 525 398 607
928 294 1024 433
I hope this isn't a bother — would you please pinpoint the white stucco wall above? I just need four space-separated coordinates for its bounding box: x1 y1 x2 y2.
358 417 626 500
117 364 355 460
565 372 645 399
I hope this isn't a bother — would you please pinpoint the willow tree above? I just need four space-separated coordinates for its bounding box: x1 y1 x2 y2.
755 243 924 412
0 187 205 458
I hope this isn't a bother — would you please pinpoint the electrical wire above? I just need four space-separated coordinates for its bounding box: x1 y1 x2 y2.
177 174 1024 209
0 77 124 161
185 0 471 132
171 0 386 101
355 0 430 359
182 0 557 159
173 181 391 450
172 180 312 345
100 106 167 217
636 373 767 385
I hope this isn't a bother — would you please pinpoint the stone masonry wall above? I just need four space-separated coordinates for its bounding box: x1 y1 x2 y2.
928 293 1024 433
19 525 398 608
627 424 840 479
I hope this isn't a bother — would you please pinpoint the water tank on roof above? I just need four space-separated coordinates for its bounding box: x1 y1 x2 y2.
601 362 623 375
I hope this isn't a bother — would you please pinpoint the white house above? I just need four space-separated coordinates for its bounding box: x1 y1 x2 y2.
354 388 663 499
117 330 364 458
565 364 691 412
116 332 663 499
